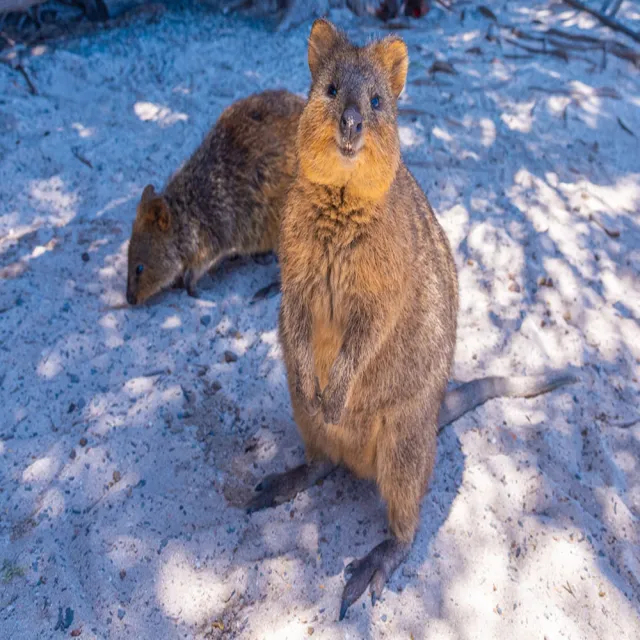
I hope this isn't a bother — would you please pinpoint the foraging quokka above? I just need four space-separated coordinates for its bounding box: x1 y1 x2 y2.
126 90 304 305
246 20 576 619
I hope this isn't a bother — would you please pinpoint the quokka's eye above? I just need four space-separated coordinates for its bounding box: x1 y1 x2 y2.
327 84 338 98
371 95 381 110
136 264 144 275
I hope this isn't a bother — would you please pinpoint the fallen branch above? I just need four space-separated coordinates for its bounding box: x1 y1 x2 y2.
545 27 604 44
504 25 639 66
503 53 535 60
0 58 38 94
15 63 36 93
504 36 569 61
528 85 621 99
614 418 639 429
564 0 640 44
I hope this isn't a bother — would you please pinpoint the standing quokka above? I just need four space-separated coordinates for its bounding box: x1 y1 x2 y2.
126 89 304 305
246 21 577 619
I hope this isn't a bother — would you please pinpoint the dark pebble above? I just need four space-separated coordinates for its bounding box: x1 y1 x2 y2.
200 315 212 326
79 438 87 447
117 609 125 620
81 252 90 262
224 350 238 363
69 449 77 460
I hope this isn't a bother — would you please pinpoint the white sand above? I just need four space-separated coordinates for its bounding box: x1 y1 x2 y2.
1 2 639 638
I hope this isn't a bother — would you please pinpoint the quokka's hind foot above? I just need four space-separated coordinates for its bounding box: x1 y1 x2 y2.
246 460 335 513
340 538 411 620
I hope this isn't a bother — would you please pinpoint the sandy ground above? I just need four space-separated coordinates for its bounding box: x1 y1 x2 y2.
1 2 639 638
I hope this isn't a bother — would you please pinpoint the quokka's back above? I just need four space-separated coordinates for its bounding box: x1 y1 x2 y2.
126 89 305 305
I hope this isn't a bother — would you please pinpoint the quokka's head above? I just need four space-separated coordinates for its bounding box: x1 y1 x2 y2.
126 184 182 305
297 19 408 200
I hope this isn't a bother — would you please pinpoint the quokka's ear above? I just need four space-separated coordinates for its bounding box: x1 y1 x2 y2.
137 193 171 232
140 184 156 203
308 19 344 78
369 36 409 98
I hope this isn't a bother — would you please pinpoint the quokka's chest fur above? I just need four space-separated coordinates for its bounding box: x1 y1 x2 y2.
288 195 382 386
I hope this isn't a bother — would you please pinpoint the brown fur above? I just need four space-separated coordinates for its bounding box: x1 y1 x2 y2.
126 89 304 305
278 18 458 575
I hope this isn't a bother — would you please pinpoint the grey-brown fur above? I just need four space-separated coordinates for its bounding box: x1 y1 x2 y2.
126 89 304 305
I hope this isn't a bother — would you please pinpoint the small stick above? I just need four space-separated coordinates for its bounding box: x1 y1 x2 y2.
0 31 16 48
72 148 93 168
0 59 38 95
504 37 569 61
518 26 640 65
99 302 129 311
546 27 603 43
588 213 620 238
141 369 167 378
16 64 37 95
528 85 621 99
564 0 640 44
616 117 635 137
613 418 639 429
398 106 435 116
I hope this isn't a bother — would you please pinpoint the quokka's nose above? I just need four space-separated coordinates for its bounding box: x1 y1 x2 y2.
340 106 363 143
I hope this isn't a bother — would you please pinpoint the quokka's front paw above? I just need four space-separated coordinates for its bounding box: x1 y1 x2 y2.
321 382 346 425
296 374 322 417
183 269 200 298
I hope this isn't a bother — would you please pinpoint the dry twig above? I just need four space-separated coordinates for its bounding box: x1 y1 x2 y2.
504 36 569 61
564 0 640 44
616 117 635 136
0 57 38 94
588 214 620 238
72 148 93 168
